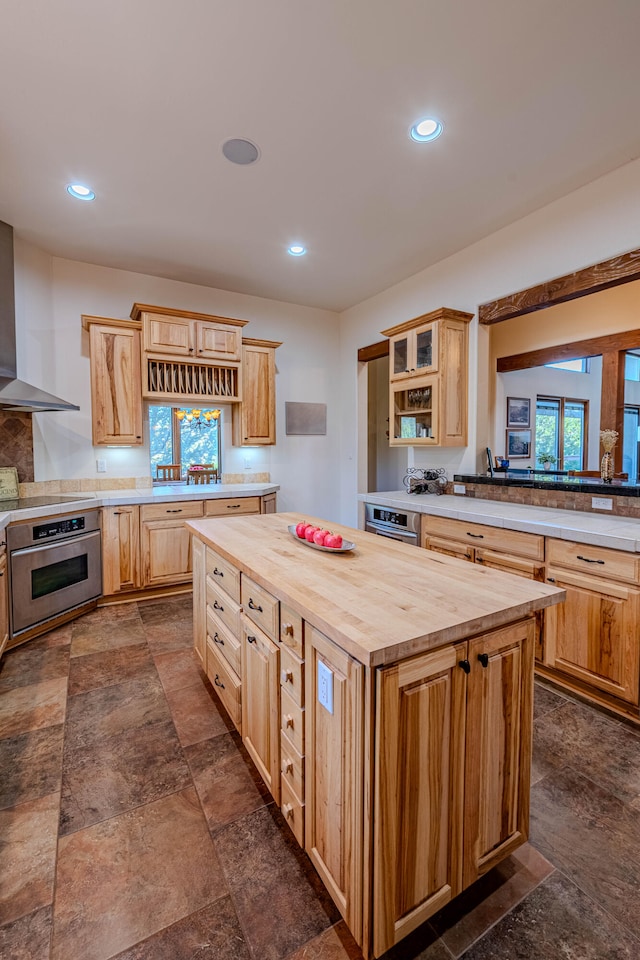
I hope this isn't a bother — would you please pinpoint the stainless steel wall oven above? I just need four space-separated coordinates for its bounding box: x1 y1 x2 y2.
7 509 102 640
364 503 421 545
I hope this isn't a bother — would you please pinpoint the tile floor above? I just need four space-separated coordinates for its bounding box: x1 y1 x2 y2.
1 596 640 959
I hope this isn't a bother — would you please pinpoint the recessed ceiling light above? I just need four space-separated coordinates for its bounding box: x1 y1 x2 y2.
66 183 96 201
222 138 260 165
287 245 306 257
409 118 443 143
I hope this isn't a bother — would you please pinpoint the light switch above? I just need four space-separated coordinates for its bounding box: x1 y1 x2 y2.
96 459 107 473
317 660 333 714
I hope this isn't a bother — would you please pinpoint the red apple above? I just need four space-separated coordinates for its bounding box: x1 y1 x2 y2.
325 533 343 549
313 528 330 545
295 520 308 538
304 525 320 542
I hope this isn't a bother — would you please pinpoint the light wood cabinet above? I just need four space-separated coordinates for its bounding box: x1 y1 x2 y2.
241 614 280 802
544 538 640 705
0 544 8 659
382 308 472 447
101 505 141 595
232 338 281 446
261 492 277 514
82 316 143 446
373 619 534 956
192 537 206 667
140 500 204 588
137 305 246 362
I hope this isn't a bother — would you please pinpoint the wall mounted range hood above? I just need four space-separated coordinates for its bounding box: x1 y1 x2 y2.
0 219 79 412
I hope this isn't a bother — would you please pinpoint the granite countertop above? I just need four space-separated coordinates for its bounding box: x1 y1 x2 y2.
358 491 640 552
0 482 279 532
455 472 640 497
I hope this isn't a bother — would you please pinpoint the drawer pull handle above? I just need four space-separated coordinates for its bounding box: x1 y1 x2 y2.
248 598 263 612
478 653 489 668
247 635 257 644
282 759 293 775
282 623 294 637
213 632 224 645
214 674 225 689
212 567 224 577
282 803 294 820
213 600 224 611
547 577 556 583
459 659 471 674
227 504 241 510
466 532 484 539
476 556 484 563
285 714 295 729
282 669 294 685
576 555 605 565
166 508 183 513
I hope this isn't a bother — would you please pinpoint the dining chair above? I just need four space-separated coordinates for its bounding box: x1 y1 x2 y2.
189 468 218 484
156 464 182 481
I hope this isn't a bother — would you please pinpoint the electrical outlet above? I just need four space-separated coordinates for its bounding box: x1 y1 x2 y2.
96 458 107 473
243 458 251 470
592 497 613 510
317 660 333 714
454 483 466 495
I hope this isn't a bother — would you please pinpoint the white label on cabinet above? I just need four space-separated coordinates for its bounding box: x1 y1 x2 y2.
317 660 333 714
592 497 613 510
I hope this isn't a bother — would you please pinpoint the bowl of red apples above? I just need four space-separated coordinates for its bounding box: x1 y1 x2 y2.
288 521 355 553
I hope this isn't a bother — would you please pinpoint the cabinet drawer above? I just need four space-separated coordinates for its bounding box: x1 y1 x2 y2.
280 776 305 847
206 607 241 676
140 500 204 522
241 574 280 641
280 645 304 707
280 728 305 800
547 538 640 585
280 685 305 755
206 577 241 638
280 604 304 657
423 515 544 561
204 497 261 517
206 546 240 603
206 639 241 732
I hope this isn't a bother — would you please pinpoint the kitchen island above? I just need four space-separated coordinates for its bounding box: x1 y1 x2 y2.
187 512 564 958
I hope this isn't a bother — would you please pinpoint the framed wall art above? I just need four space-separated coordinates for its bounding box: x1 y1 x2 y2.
506 396 530 428
506 429 531 459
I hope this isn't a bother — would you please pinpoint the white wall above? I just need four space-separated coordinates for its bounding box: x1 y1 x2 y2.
13 250 342 521
338 157 640 526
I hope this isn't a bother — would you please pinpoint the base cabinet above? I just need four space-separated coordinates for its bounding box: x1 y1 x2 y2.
241 614 281 802
373 620 534 957
0 546 8 659
102 505 141 595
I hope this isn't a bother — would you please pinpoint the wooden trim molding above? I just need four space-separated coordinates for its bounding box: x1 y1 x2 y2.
496 328 640 373
358 340 389 363
130 302 249 327
381 307 473 338
479 248 640 325
241 337 283 349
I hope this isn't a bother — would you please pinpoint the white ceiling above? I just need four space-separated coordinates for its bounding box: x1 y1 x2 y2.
1 0 640 312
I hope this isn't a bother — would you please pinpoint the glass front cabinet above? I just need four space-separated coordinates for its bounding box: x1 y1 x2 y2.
382 308 472 447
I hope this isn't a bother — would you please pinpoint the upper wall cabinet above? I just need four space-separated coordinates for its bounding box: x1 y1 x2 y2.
131 303 248 404
381 308 473 447
82 316 143 446
232 338 281 446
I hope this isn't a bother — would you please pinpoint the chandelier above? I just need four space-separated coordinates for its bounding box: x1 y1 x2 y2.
175 408 221 429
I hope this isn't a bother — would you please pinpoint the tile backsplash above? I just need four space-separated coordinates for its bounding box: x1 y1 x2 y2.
0 412 34 482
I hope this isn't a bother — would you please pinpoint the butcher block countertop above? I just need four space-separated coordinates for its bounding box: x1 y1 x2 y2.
187 512 564 667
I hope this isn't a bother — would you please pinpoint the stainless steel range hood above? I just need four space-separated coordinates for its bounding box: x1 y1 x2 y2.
0 220 79 412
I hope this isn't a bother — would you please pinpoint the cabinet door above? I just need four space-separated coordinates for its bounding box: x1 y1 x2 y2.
140 518 194 587
373 643 467 957
389 376 438 445
232 344 277 445
475 549 545 581
439 318 468 446
102 506 141 595
192 537 206 667
463 620 534 887
0 549 8 657
261 493 277 514
389 322 437 381
305 626 364 944
544 566 640 705
89 324 143 445
143 314 193 356
424 536 474 561
195 321 242 362
241 615 280 802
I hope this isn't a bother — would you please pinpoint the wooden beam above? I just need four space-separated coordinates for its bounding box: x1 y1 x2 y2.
496 329 640 373
600 350 626 474
479 249 640 326
358 340 389 363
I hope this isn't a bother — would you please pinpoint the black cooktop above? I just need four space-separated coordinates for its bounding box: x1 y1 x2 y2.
0 494 94 511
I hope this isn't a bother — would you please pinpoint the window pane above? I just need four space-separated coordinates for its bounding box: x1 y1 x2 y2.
535 398 559 462
179 410 221 473
545 358 588 372
563 401 586 471
625 353 640 382
623 406 639 479
149 406 173 473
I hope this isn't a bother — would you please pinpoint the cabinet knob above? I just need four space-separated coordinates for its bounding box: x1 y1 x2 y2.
281 669 294 685
282 803 294 820
247 635 257 644
459 659 471 674
248 598 263 612
285 714 295 729
478 653 489 668
476 556 484 563
214 674 225 689
189 347 194 353
547 577 556 583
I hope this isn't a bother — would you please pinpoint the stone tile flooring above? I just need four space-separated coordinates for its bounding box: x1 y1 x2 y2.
1 596 640 959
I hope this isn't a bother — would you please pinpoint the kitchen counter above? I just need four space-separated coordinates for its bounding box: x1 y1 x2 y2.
0 482 279 530
188 511 562 667
358 491 640 552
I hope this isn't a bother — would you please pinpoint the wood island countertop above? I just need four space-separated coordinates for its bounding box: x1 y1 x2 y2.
187 512 564 667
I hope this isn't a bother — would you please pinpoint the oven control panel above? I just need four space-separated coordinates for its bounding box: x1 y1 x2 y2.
33 516 86 541
370 507 409 528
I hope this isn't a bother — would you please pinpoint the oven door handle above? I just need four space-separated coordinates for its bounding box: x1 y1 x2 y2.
11 529 101 558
